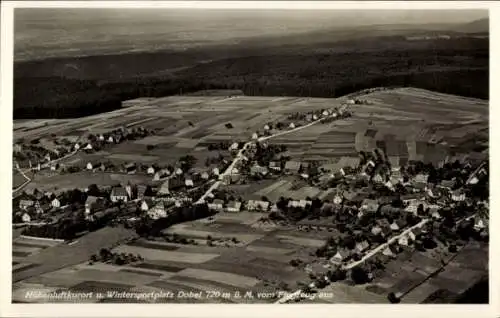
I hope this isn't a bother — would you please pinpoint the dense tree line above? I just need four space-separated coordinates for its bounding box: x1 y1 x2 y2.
14 38 488 119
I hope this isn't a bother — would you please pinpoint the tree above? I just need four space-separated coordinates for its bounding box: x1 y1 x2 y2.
350 267 370 285
387 292 400 304
87 184 101 197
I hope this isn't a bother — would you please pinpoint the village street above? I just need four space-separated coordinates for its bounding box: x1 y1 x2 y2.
195 111 344 204
275 213 479 304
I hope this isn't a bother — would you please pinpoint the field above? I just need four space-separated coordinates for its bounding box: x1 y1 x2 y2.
12 88 489 303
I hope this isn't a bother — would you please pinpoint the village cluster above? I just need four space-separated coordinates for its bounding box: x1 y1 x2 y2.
12 95 489 304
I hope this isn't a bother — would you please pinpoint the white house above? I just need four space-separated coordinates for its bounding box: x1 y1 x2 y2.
147 166 155 175
252 133 259 140
322 110 330 116
98 134 105 141
86 162 93 170
229 142 239 151
208 199 224 212
474 217 486 231
148 202 167 220
247 200 270 212
84 143 93 150
333 194 343 205
451 190 466 202
264 124 270 131
398 236 409 246
19 199 34 210
390 222 400 231
74 143 80 150
107 136 114 143
226 201 242 213
175 168 183 175
140 199 154 212
212 167 220 176
185 178 194 187
21 212 31 223
111 187 129 202
289 123 296 129
51 198 61 208
382 247 395 257
201 172 210 180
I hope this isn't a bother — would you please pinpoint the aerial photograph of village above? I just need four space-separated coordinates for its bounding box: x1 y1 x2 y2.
11 5 489 304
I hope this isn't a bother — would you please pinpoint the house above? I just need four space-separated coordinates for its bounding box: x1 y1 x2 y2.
372 174 384 183
355 240 370 253
35 202 51 214
252 133 259 140
153 172 162 181
85 196 104 215
284 161 301 174
111 187 129 202
226 201 242 213
201 172 210 180
289 123 296 129
250 165 269 176
398 235 409 246
84 143 93 151
185 176 194 187
264 124 270 131
247 200 270 212
330 248 351 264
395 218 407 229
212 167 220 176
147 166 156 175
19 199 34 210
360 199 379 213
288 200 312 209
86 162 93 170
74 143 80 150
332 194 343 205
208 199 224 212
269 161 281 171
148 202 168 220
439 179 456 190
107 136 114 143
229 142 239 151
21 212 31 223
451 190 466 202
382 246 395 257
51 198 61 208
158 177 183 195
125 163 136 173
390 222 400 231
140 199 155 212
408 227 423 241
474 217 487 231
431 209 442 220
136 185 148 200
371 225 383 236
322 110 330 116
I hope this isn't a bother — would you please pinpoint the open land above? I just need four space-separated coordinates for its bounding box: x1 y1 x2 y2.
12 88 488 303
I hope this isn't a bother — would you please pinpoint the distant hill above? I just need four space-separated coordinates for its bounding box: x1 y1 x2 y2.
452 18 489 33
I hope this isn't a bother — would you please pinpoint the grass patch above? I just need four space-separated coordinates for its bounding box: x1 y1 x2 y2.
127 240 180 251
135 262 184 273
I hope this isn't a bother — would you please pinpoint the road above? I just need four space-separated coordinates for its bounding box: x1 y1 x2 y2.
276 212 478 304
12 165 33 194
195 113 340 204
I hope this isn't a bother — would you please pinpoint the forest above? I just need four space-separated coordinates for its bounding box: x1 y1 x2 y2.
14 36 489 119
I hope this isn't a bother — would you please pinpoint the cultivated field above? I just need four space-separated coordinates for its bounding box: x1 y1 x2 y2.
12 88 488 303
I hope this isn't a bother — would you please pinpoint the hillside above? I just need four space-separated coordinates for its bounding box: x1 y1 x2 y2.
14 31 488 119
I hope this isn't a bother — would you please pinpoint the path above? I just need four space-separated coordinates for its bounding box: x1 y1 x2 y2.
276 212 478 304
195 112 341 204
